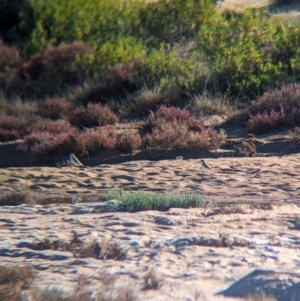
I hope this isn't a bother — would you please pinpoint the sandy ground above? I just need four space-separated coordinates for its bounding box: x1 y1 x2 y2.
1 155 300 299
1 198 300 300
1 154 300 203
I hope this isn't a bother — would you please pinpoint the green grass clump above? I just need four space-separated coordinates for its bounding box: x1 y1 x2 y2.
106 190 203 212
0 185 35 206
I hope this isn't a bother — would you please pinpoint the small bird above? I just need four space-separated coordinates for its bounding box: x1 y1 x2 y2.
200 159 211 169
175 156 183 160
68 153 84 166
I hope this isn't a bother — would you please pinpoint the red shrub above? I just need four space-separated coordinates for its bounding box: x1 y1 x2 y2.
143 106 225 150
117 132 142 152
70 103 119 128
0 115 33 141
6 41 91 99
249 84 300 123
32 119 75 134
145 106 206 133
248 106 288 134
78 126 118 155
0 129 21 141
37 97 73 120
24 128 82 161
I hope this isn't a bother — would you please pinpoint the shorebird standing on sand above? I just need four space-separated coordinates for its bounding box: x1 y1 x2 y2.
200 159 211 169
69 153 84 166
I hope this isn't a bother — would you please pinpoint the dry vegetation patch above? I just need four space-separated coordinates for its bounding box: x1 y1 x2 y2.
0 184 35 206
0 265 36 301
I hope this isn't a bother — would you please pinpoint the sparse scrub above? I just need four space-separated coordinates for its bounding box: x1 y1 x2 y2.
0 265 36 301
28 232 101 259
245 292 278 301
100 240 127 260
106 190 203 212
0 185 35 206
142 270 164 290
30 274 137 301
69 103 119 129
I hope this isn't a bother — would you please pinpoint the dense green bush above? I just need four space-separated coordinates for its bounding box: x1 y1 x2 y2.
197 9 300 97
11 0 300 99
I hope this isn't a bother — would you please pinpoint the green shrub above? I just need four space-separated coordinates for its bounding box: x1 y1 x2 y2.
106 190 203 212
197 9 300 97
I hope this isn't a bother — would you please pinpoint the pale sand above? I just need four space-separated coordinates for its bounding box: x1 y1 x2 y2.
1 155 300 300
1 154 300 203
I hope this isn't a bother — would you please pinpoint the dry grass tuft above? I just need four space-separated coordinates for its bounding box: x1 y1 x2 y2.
0 185 35 206
142 269 164 290
0 98 37 118
31 273 137 301
245 291 278 301
187 93 235 118
100 240 127 260
28 232 101 259
0 264 36 301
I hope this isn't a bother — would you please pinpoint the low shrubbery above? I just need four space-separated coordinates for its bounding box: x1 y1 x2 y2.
69 103 119 129
12 0 300 99
0 115 34 141
36 97 73 120
143 106 226 150
0 103 226 161
247 84 300 133
5 41 91 99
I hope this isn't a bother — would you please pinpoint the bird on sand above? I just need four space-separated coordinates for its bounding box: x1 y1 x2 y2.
200 159 211 169
68 153 84 166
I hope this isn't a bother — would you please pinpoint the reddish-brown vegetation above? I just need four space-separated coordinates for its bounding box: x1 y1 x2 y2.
247 84 300 133
5 41 91 99
143 106 225 150
69 103 119 128
78 126 118 155
36 97 73 120
0 115 33 141
248 107 287 134
117 132 143 152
